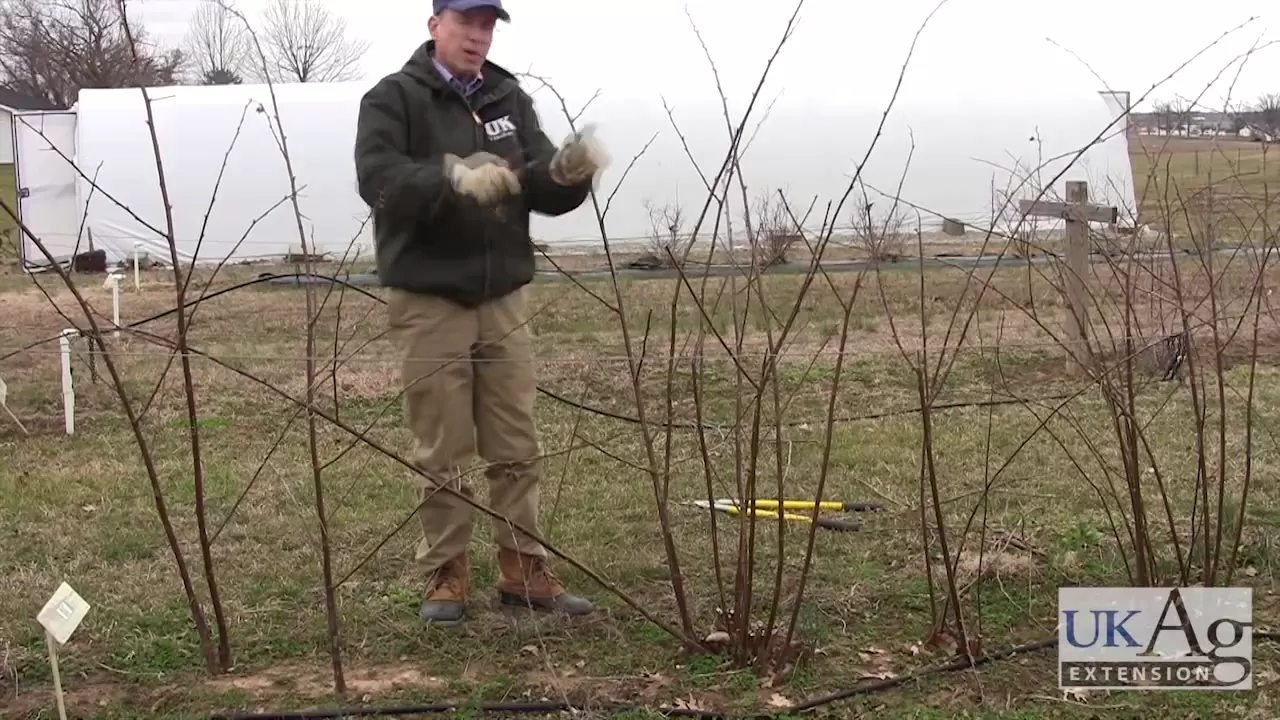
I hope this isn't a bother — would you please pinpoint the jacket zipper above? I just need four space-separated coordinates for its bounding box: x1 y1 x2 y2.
459 92 492 302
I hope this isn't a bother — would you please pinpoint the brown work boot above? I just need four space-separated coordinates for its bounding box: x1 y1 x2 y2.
496 548 594 616
420 554 468 626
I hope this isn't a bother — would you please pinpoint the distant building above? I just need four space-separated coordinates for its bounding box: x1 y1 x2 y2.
1129 109 1270 139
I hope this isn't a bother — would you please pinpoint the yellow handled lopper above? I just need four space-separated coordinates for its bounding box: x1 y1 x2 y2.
688 498 880 532
715 498 884 513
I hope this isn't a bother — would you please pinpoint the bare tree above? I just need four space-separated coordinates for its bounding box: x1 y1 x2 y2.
642 199 692 268
850 187 907 261
1151 98 1191 135
1256 92 1280 139
1150 100 1174 133
185 1 248 84
251 0 368 83
746 190 800 266
0 0 185 107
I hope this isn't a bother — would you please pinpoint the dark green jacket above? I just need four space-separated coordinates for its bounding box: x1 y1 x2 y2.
353 41 591 307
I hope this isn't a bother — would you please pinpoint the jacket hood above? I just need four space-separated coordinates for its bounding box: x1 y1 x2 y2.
401 40 519 91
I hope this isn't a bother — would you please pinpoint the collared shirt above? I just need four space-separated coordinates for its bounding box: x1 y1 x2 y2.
432 55 483 100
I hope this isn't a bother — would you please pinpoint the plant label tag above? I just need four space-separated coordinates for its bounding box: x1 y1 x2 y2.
38 582 90 645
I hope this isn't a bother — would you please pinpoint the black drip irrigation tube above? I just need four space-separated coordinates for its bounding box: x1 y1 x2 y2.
209 637 1061 720
214 701 729 719
253 247 1215 289
212 633 1280 718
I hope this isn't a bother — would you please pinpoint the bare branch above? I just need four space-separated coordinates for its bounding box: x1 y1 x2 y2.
184 0 249 84
250 0 369 83
0 0 185 106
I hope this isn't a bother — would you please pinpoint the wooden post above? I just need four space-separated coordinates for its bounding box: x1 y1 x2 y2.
1019 181 1117 371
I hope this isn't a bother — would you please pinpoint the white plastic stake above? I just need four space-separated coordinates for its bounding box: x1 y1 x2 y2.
132 241 143 291
103 273 121 338
0 377 29 435
45 633 67 720
60 330 75 435
37 582 90 720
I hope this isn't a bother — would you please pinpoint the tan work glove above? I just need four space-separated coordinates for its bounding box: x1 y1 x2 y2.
548 123 610 188
444 152 521 205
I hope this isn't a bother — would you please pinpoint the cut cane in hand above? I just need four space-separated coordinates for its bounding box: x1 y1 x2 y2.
446 152 522 206
551 123 611 188
572 123 611 186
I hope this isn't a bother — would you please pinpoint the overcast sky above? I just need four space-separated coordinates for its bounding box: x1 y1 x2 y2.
73 0 1276 250
133 0 1274 111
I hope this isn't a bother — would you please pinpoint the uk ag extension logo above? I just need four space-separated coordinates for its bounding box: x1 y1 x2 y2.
1058 587 1253 690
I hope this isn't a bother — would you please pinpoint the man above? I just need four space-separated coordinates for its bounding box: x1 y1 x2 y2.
353 0 609 626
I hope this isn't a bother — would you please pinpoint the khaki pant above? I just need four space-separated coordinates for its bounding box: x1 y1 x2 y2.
388 287 546 575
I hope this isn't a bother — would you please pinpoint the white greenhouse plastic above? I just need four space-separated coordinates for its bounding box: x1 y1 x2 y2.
11 75 1136 268
86 82 371 266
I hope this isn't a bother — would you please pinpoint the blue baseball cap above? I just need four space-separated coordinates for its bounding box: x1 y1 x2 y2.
433 0 510 22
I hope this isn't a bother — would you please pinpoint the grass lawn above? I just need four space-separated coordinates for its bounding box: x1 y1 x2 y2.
0 138 1277 719
1130 135 1280 240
